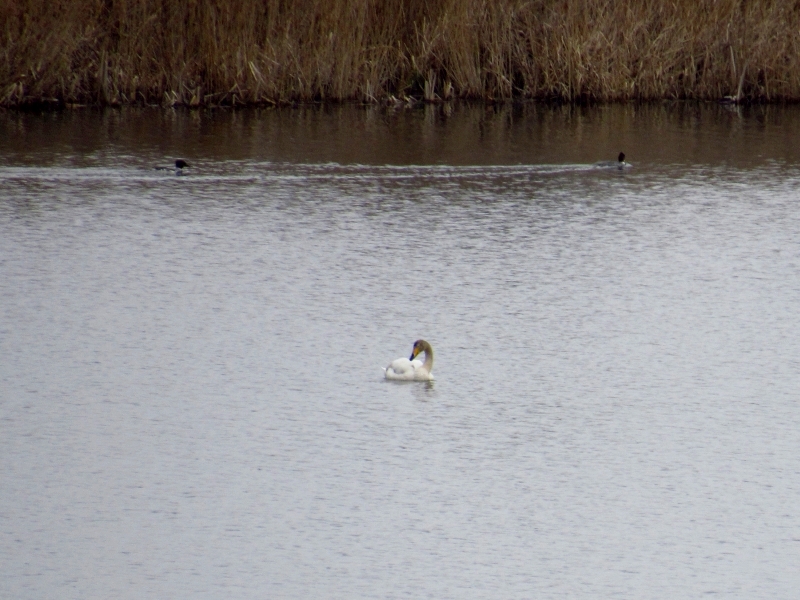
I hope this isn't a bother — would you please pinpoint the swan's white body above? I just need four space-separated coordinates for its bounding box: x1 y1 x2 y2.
384 357 431 381
384 340 434 381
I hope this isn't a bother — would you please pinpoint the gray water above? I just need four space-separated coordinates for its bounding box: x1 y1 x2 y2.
2 104 800 599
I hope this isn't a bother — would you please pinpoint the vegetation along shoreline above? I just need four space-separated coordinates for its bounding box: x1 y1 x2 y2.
4 0 800 109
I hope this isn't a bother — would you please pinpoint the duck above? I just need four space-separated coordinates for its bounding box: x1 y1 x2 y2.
595 152 631 170
154 159 190 174
384 339 434 381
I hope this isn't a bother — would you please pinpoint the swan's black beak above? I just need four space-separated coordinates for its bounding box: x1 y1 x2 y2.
409 347 421 360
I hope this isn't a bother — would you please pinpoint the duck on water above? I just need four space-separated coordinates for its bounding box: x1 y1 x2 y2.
154 159 190 175
595 152 631 170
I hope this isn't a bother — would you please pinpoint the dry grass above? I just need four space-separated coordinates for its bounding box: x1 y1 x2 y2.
3 0 800 107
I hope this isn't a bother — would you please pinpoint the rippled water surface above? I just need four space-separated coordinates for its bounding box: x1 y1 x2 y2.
2 104 800 599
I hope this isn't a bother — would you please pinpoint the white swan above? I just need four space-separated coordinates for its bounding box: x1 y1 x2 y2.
595 152 631 170
384 339 434 381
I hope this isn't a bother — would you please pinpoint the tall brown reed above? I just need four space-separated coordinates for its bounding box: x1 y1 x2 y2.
3 0 800 106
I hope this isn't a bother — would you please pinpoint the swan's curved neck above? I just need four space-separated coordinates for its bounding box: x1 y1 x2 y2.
421 345 433 372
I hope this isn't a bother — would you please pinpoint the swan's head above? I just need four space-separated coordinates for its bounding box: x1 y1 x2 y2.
617 152 626 163
409 339 431 360
175 159 190 169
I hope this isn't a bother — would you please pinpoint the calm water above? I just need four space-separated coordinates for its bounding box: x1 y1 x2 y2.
2 104 800 599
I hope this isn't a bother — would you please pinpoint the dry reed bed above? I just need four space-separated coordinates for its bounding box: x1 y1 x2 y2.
3 0 800 107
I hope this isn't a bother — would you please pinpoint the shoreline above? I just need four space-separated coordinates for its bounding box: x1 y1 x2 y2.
4 96 798 113
4 1 800 109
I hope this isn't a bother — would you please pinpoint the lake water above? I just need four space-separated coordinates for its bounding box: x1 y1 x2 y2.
2 103 800 599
